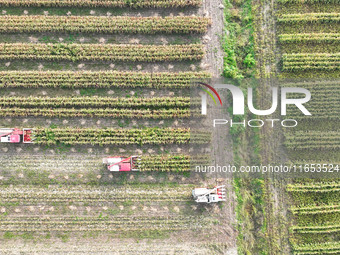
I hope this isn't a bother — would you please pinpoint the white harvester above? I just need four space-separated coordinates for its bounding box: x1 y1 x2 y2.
192 185 226 203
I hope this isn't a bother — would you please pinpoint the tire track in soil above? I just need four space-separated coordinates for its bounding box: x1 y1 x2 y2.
201 0 224 78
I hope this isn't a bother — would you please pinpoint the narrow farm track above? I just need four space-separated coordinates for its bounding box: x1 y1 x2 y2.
201 0 224 77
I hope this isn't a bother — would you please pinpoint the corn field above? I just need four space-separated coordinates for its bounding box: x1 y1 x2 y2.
0 0 223 250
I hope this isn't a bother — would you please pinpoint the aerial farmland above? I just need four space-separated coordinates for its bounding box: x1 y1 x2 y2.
0 0 339 254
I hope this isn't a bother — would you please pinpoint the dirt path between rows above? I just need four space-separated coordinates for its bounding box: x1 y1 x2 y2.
200 0 224 78
199 0 237 252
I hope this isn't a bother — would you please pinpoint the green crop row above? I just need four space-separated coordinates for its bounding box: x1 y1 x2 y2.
291 204 340 215
291 224 340 234
138 155 209 172
283 53 340 71
0 43 204 62
278 13 340 23
0 96 202 118
0 0 203 8
280 80 340 90
292 241 340 255
279 33 340 43
284 131 340 150
286 97 340 119
0 108 194 118
0 96 195 109
0 71 211 88
0 16 211 34
34 127 211 145
287 181 340 192
278 0 340 3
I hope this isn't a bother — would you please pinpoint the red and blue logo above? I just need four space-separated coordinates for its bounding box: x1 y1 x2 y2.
198 82 223 106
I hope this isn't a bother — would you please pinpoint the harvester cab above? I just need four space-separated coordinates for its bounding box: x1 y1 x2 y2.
0 128 34 143
102 156 140 172
192 185 226 203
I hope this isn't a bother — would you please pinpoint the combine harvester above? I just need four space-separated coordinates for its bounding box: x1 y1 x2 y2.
0 128 33 143
103 156 226 203
192 186 226 203
102 156 140 172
